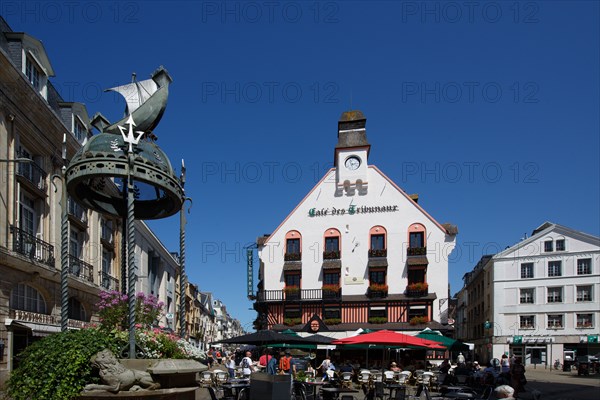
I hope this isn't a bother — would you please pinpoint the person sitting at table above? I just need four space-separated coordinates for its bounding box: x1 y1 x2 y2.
389 361 402 372
279 350 293 374
257 348 272 371
267 350 278 375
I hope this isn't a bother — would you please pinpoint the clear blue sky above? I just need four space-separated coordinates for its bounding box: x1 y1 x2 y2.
4 1 599 331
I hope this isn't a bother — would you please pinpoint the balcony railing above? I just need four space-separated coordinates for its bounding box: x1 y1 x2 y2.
100 271 119 291
284 252 301 261
15 155 47 192
407 246 427 256
368 249 387 258
256 288 344 302
10 226 55 268
68 255 94 283
323 250 340 260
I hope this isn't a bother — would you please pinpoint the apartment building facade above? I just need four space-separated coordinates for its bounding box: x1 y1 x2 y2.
457 223 599 365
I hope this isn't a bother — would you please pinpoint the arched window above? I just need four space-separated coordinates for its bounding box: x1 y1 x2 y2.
285 230 302 261
323 228 341 259
68 297 88 321
408 223 427 255
10 283 47 314
369 226 387 258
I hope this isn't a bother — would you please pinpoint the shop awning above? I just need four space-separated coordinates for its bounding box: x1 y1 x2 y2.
368 258 388 267
407 256 429 266
5 319 62 337
322 260 342 270
283 262 302 271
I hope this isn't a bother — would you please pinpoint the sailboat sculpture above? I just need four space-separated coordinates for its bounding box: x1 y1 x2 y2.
103 66 172 136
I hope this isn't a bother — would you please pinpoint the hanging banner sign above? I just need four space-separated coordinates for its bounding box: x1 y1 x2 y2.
247 249 254 298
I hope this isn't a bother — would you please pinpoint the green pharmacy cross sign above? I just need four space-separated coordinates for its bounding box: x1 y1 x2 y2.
588 335 599 343
513 335 523 344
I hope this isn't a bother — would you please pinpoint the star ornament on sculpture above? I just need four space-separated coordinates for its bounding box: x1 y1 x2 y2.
118 115 145 153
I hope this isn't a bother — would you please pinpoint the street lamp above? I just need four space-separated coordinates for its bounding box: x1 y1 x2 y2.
51 134 69 332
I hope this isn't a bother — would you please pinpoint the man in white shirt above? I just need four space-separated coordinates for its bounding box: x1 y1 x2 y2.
240 351 254 378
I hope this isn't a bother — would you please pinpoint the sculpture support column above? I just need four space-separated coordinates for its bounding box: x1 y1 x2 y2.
60 165 69 332
127 152 137 358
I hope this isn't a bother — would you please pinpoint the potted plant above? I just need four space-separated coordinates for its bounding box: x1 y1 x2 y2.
284 317 302 326
368 283 388 298
409 316 429 325
407 282 428 296
368 316 388 324
284 286 301 300
323 250 340 259
322 284 340 298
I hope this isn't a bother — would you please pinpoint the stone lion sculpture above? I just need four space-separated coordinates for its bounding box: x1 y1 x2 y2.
84 349 160 392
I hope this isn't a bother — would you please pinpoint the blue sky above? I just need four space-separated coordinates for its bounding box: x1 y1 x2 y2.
3 1 599 331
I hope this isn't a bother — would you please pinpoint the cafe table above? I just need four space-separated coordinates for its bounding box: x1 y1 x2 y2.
320 386 359 400
295 380 327 400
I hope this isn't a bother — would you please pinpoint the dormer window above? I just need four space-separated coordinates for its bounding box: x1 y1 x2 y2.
74 116 87 143
26 56 41 91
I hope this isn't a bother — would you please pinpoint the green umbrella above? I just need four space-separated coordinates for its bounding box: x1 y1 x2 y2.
415 328 469 351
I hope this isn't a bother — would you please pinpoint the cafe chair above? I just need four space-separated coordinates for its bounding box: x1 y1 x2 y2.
398 371 411 385
359 370 372 385
213 369 229 386
372 372 384 383
374 382 386 400
384 370 396 383
200 371 214 387
341 372 354 388
417 372 433 389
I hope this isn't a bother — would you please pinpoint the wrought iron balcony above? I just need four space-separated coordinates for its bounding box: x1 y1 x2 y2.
284 252 301 261
10 225 55 268
100 271 119 291
15 155 47 192
368 249 387 258
68 254 94 283
323 250 340 260
407 246 427 256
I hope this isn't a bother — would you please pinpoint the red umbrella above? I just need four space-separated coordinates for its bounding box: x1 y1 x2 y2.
332 330 445 349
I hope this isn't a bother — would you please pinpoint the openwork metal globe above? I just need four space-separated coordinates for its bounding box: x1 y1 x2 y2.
66 132 183 220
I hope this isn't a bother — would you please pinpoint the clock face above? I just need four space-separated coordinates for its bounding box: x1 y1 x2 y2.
345 156 361 171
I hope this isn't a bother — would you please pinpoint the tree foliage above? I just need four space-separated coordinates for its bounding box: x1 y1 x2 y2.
7 328 118 400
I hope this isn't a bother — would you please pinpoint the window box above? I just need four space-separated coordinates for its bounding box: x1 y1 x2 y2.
284 286 301 300
368 316 388 324
409 316 429 325
284 252 301 261
323 318 341 325
367 284 388 298
284 317 302 326
322 284 341 299
407 247 427 256
368 249 387 258
323 250 340 260
406 282 428 297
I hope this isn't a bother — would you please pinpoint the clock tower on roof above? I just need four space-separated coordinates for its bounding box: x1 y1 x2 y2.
335 110 370 194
